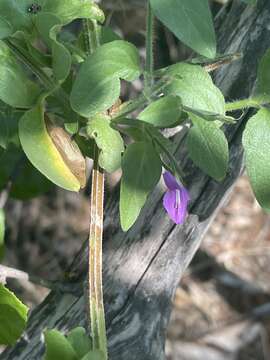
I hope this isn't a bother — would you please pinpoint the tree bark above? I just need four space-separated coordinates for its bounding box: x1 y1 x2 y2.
1 1 270 359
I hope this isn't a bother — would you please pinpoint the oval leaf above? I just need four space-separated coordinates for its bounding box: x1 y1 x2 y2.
0 41 40 108
0 209 5 260
243 108 270 211
120 142 162 231
0 0 104 39
87 115 124 173
0 285 28 345
138 96 182 127
67 327 92 359
44 330 77 360
163 63 225 114
71 40 141 117
254 48 270 104
19 99 82 192
187 116 229 181
150 0 216 58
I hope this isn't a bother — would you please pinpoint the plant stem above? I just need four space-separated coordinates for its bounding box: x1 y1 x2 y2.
145 1 155 92
3 38 72 117
145 127 186 185
83 19 107 359
112 77 171 120
225 97 262 111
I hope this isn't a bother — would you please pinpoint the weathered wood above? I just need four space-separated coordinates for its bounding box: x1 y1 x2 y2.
1 1 270 359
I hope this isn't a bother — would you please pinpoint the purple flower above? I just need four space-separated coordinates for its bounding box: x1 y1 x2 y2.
163 171 190 225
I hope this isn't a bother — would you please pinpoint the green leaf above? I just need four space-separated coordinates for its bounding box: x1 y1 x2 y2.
0 103 20 149
0 209 5 260
120 142 162 231
67 327 92 359
10 158 53 200
19 97 82 192
44 330 78 360
87 115 124 173
0 144 22 191
82 350 105 360
243 108 270 211
34 13 71 82
0 16 13 39
71 40 141 117
0 284 28 345
0 118 8 149
150 0 216 58
43 0 105 25
0 1 34 37
254 48 270 103
240 0 256 4
50 26 71 82
100 27 122 45
162 63 225 114
0 0 104 39
187 116 229 181
138 96 182 127
0 41 40 108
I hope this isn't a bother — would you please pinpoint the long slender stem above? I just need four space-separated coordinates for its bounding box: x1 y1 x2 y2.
145 127 186 185
3 38 72 116
225 97 262 111
83 19 107 359
145 1 155 92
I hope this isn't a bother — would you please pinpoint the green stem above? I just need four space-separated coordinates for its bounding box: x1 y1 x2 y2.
225 97 261 111
145 1 155 92
112 77 172 120
83 19 108 359
145 127 186 185
4 38 54 89
4 38 72 117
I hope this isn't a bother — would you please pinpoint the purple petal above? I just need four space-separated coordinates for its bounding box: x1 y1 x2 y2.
163 187 190 225
163 171 181 190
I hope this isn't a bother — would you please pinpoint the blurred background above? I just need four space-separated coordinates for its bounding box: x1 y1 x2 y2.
2 1 270 359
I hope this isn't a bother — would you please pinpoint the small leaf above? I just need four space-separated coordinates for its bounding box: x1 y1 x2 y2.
10 158 53 200
187 116 229 181
35 13 71 82
240 0 256 4
120 142 162 231
0 102 20 149
243 108 270 211
87 115 124 173
0 17 13 39
100 27 122 44
43 0 105 25
0 41 40 108
67 327 92 358
0 118 8 149
254 48 270 103
19 97 83 192
0 209 5 260
0 0 104 39
50 25 72 82
150 0 216 58
71 40 141 117
162 63 225 115
82 350 105 360
0 284 28 345
138 96 182 127
44 330 78 360
0 145 22 191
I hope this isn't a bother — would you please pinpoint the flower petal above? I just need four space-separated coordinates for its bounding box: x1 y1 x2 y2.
163 171 181 190
163 187 190 225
